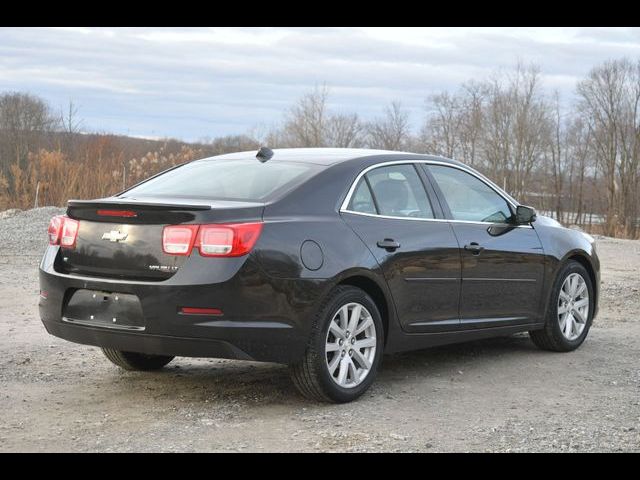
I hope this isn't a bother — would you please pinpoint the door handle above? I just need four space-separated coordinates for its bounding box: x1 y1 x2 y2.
377 238 401 252
464 242 485 255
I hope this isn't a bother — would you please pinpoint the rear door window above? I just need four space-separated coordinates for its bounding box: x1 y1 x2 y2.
365 164 434 219
348 179 377 214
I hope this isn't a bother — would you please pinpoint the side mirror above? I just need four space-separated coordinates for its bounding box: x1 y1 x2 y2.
515 205 537 224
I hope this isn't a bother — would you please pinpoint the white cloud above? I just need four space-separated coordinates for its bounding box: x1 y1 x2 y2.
0 27 637 141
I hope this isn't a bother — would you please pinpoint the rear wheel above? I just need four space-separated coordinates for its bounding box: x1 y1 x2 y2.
101 348 174 371
290 286 384 403
529 260 594 352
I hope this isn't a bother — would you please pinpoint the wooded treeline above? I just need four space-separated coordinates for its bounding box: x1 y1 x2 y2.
1 57 639 238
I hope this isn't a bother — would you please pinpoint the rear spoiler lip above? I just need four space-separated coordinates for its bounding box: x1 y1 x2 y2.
67 199 212 211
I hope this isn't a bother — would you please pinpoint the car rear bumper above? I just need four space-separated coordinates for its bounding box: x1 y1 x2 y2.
41 318 257 360
38 246 324 364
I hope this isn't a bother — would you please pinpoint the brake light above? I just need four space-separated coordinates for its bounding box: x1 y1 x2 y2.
162 223 263 257
47 215 64 245
162 225 198 255
61 218 79 248
97 209 137 218
47 215 79 248
197 223 263 257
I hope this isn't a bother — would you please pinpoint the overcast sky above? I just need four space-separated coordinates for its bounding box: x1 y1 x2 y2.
1 27 639 142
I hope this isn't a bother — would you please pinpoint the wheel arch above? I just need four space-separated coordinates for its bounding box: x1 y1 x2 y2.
561 250 599 313
335 271 394 347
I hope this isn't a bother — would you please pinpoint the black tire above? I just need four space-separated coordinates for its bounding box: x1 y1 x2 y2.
290 285 384 403
101 348 174 371
529 260 594 352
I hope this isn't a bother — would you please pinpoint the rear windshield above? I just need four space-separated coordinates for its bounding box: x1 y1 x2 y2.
120 159 320 202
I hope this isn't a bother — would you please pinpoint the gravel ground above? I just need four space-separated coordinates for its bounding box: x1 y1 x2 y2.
0 207 638 452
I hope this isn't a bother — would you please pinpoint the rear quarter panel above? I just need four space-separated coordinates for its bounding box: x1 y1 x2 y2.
255 161 399 345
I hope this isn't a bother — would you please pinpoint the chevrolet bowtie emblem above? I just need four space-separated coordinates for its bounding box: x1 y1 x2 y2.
102 230 128 242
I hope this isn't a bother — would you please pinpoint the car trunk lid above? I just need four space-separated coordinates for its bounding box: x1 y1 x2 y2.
59 196 264 281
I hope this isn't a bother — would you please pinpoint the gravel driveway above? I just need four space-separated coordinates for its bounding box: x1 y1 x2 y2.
1 208 639 452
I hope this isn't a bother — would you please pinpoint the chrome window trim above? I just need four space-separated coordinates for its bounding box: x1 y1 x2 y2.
340 209 533 228
339 160 531 228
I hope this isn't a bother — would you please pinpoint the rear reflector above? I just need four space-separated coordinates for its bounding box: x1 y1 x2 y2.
162 222 263 257
162 225 199 255
180 307 223 316
48 215 79 249
97 209 137 218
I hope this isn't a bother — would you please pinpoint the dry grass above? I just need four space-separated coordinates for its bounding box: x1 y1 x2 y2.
0 139 205 210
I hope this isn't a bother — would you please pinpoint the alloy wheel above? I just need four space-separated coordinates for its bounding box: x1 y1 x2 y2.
325 302 377 388
558 273 590 341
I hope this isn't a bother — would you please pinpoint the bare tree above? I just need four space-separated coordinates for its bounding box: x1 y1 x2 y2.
0 92 59 175
421 92 461 158
566 118 594 225
57 100 84 158
456 81 487 168
274 86 366 148
209 134 260 155
325 113 364 148
545 92 568 223
577 58 640 236
281 85 330 147
60 100 82 136
366 101 411 150
480 64 551 198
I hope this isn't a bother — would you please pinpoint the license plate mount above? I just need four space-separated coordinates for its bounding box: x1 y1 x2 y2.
62 289 145 331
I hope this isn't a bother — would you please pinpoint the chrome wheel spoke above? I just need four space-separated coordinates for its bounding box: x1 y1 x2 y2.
325 341 341 352
353 337 376 349
574 298 589 309
336 357 349 385
338 305 349 330
559 314 567 332
354 316 373 336
569 275 578 296
351 348 371 370
329 320 346 340
572 308 586 325
347 304 361 334
328 353 341 375
564 313 574 337
347 358 358 384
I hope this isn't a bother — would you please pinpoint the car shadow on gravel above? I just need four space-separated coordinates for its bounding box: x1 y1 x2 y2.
95 333 540 406
382 333 537 368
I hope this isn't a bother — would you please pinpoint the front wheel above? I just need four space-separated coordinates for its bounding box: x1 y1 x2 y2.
101 348 174 371
290 286 384 403
529 260 594 352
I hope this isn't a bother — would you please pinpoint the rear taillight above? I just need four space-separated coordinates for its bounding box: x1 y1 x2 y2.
162 222 263 258
197 223 263 257
48 215 79 248
60 218 79 248
47 215 64 245
162 225 198 255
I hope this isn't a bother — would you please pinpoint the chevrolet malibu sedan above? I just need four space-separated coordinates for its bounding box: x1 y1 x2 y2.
39 148 600 403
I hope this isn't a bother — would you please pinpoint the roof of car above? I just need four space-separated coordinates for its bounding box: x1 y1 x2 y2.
203 148 457 166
